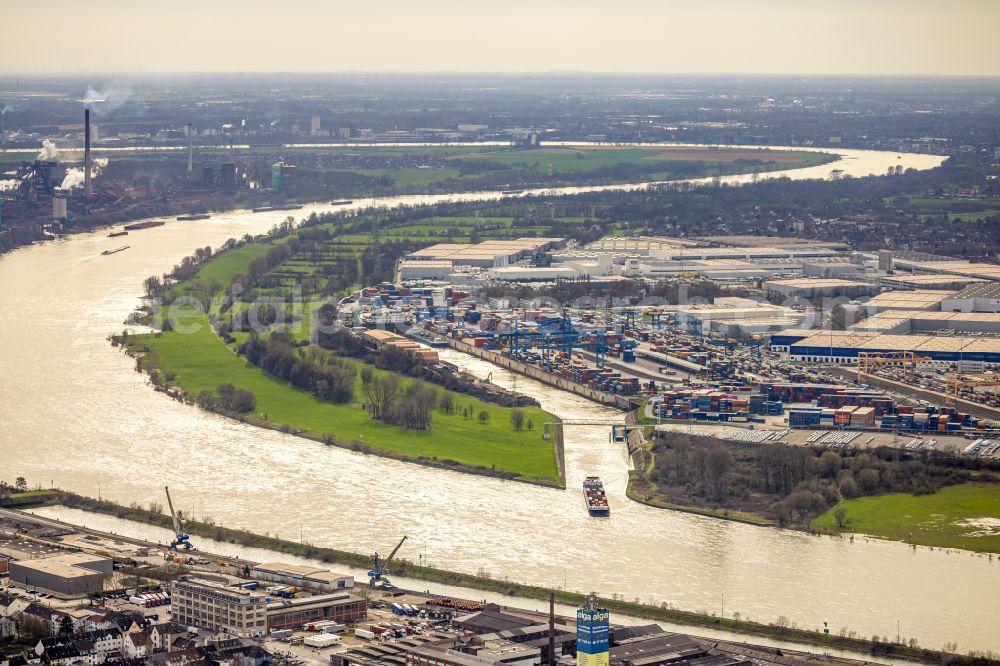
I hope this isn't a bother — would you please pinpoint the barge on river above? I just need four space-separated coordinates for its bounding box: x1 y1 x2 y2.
583 476 610 516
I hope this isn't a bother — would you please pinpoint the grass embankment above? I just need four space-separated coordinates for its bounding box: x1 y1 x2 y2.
125 318 560 487
53 491 963 665
0 489 63 507
813 483 1000 553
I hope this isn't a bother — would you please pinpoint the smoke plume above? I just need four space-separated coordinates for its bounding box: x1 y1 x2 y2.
84 84 133 117
61 157 109 190
38 139 60 161
1 105 12 115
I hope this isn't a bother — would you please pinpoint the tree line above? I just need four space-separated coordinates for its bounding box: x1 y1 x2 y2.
637 433 995 526
239 331 356 404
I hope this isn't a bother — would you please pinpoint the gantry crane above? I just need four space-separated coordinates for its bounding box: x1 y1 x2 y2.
856 351 930 380
368 536 407 589
165 486 193 551
947 374 1000 407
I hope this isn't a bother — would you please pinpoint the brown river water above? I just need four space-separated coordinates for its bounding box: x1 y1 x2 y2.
4 147 996 654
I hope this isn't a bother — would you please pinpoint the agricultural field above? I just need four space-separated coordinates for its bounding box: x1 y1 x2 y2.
128 316 559 485
812 482 1000 553
452 145 829 173
904 196 1000 222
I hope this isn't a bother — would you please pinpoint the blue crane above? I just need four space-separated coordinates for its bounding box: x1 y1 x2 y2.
165 486 193 551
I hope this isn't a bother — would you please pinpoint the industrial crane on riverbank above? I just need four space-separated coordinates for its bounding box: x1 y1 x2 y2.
165 486 193 551
369 536 407 589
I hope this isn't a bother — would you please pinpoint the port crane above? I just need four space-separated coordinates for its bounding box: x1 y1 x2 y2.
495 317 610 368
368 535 407 589
947 374 1000 407
165 486 193 551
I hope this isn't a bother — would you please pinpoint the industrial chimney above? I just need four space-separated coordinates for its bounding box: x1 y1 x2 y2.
187 123 193 173
548 592 555 666
84 108 92 197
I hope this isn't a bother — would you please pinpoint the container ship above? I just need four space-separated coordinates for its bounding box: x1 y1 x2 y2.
583 476 610 516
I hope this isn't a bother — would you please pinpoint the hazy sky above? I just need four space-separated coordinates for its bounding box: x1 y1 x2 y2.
3 0 999 76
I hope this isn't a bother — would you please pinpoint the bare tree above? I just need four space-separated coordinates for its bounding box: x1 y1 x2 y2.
510 409 525 431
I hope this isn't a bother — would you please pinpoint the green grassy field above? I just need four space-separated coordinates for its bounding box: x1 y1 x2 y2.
453 146 830 175
812 483 1000 553
919 210 1000 222
129 317 559 484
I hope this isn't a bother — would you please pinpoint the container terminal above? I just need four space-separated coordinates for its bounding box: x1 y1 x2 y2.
331 235 1000 460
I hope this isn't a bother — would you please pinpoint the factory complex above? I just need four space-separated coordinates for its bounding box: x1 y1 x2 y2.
0 508 832 666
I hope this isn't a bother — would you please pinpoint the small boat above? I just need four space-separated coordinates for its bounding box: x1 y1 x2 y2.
329 200 353 206
583 476 610 516
101 245 130 256
176 213 211 221
108 230 128 238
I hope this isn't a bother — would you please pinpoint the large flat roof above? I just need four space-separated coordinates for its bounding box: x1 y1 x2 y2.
10 553 110 579
793 332 1000 354
864 290 955 309
765 278 872 288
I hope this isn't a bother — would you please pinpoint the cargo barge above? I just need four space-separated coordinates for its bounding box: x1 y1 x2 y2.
583 476 609 516
176 214 211 221
405 328 449 348
330 200 353 206
107 230 128 238
123 220 166 231
101 245 130 256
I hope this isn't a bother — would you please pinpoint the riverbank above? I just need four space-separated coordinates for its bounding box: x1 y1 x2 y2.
813 484 1000 554
36 491 966 665
0 143 836 258
116 323 563 488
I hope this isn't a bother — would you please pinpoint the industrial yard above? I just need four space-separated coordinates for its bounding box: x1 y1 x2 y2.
0 503 928 666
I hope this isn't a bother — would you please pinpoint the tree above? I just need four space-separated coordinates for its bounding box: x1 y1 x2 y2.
215 384 256 413
834 506 852 529
361 371 399 421
18 613 50 641
14 477 27 492
478 410 490 424
58 615 74 636
438 392 454 415
818 451 841 479
143 275 162 296
839 475 859 499
510 408 525 431
704 446 733 502
858 468 881 493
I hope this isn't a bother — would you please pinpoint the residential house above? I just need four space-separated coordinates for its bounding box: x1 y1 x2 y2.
122 631 151 660
21 604 70 636
149 624 189 653
0 616 15 640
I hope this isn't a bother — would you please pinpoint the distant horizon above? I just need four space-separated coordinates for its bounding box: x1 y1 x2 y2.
4 71 1000 79
2 0 999 77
